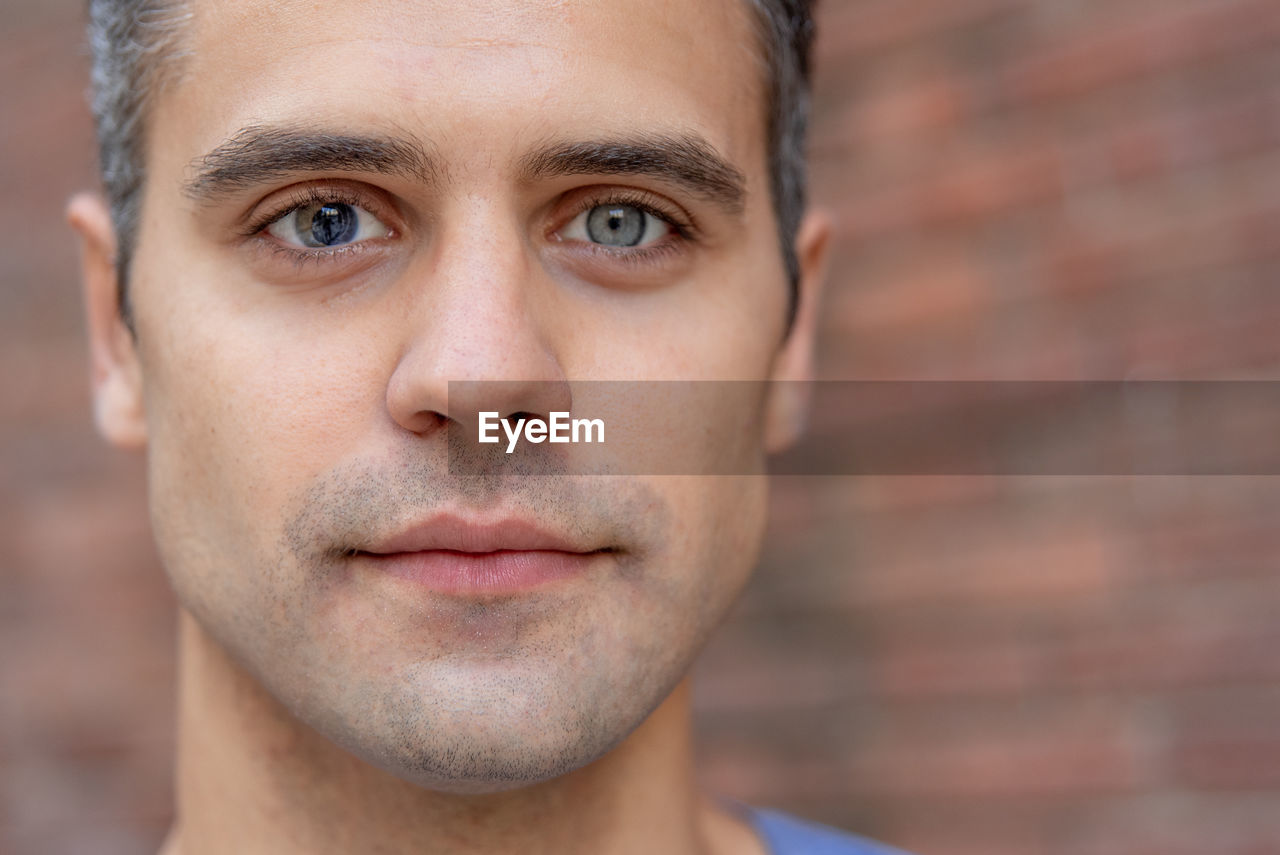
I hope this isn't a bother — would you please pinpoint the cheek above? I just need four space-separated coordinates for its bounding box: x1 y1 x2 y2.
659 475 769 619
668 241 790 380
134 282 393 569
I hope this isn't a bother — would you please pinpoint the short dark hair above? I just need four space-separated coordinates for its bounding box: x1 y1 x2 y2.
87 0 816 329
745 0 817 327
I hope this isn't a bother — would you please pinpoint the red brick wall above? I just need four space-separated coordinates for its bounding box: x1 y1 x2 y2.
2 2 177 854
2 1 1277 854
695 2 1280 854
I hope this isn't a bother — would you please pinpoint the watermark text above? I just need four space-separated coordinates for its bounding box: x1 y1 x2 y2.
478 411 605 453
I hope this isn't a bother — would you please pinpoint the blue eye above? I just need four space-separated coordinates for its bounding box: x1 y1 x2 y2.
266 201 389 249
564 203 671 248
308 203 356 246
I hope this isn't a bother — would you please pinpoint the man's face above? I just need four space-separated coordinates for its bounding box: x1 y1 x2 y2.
92 0 817 791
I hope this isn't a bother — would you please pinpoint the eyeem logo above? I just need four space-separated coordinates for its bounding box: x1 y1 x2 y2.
478 412 606 454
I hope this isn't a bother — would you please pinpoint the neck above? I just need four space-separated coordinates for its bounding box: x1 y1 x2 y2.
163 612 762 855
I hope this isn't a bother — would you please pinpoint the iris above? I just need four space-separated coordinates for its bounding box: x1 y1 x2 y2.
304 203 358 247
585 205 646 247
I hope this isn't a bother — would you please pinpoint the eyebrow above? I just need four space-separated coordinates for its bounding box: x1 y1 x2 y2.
184 125 747 215
521 134 747 215
183 125 437 203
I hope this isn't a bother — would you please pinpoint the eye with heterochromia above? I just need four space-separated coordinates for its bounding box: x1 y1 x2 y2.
562 203 672 248
265 201 389 249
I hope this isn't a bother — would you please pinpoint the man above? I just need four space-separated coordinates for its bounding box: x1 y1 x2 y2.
68 0 908 852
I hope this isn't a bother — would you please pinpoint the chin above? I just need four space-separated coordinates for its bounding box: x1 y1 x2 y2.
341 706 634 794
297 653 679 795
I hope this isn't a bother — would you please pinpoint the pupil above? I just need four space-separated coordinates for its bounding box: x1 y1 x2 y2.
310 204 357 247
586 205 645 247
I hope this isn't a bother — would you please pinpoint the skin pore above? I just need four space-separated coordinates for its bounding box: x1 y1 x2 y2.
69 0 829 853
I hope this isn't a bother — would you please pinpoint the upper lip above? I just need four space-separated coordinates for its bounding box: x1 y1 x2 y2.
360 514 597 555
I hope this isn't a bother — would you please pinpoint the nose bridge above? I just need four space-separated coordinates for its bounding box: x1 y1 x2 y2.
435 200 537 372
385 194 570 434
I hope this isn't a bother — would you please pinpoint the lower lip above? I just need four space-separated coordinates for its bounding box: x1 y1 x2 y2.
359 549 600 595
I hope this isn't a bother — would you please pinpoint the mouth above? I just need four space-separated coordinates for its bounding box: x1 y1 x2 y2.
350 514 613 596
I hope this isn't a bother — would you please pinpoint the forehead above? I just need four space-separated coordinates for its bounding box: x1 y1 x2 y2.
163 0 766 181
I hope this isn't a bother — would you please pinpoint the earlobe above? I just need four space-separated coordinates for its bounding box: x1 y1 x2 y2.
67 193 148 449
764 209 831 453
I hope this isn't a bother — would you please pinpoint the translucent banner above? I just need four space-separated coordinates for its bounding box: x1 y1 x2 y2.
444 381 1280 475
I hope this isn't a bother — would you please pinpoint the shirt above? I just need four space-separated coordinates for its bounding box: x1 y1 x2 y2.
749 808 913 855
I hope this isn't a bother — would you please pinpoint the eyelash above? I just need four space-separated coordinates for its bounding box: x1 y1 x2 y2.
243 184 698 269
558 188 696 267
243 185 391 267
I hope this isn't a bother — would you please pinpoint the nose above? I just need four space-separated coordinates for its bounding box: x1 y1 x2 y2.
385 211 572 437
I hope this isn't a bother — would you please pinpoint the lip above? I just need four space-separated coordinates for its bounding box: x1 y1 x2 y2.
355 514 607 595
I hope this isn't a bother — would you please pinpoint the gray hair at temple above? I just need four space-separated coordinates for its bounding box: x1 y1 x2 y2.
86 0 816 329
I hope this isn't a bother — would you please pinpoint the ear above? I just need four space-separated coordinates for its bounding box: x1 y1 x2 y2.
67 193 148 448
764 208 831 453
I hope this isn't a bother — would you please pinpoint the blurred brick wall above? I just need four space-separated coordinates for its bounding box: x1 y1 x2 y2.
2 1 1278 855
1 4 176 855
694 2 1280 854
